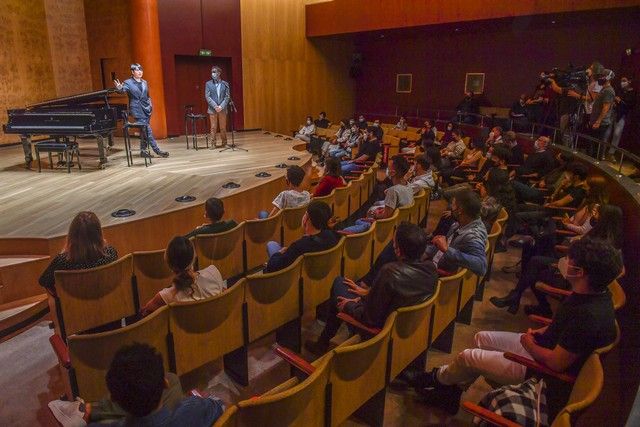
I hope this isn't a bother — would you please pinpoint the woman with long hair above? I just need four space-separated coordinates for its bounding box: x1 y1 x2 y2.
560 175 609 236
39 211 118 293
141 236 226 316
313 156 346 197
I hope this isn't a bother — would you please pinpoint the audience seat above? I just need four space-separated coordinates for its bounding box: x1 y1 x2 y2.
347 174 364 217
131 249 173 309
245 256 303 352
52 254 136 340
194 222 246 279
282 204 310 247
396 202 413 224
332 183 351 223
408 191 423 224
431 268 467 353
245 212 283 271
312 189 335 215
457 268 481 325
301 237 346 314
412 187 430 227
342 222 376 281
168 279 247 384
49 305 170 401
372 209 399 261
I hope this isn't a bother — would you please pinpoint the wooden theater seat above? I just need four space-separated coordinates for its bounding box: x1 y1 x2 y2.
408 190 423 224
281 204 310 247
50 305 171 401
168 279 247 384
457 267 481 325
396 201 413 224
194 222 246 279
332 183 351 223
311 189 335 215
476 219 504 301
431 268 467 353
244 212 283 271
412 187 430 227
52 254 136 340
301 237 346 313
341 222 375 280
132 249 173 308
372 208 399 261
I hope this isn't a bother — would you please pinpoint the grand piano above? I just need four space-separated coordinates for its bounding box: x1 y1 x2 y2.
3 89 127 169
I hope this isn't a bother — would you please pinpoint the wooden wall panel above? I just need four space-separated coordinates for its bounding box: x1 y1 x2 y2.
43 0 92 97
241 0 355 135
0 0 55 145
83 0 132 91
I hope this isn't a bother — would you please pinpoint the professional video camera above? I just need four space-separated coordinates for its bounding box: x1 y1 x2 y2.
540 64 589 91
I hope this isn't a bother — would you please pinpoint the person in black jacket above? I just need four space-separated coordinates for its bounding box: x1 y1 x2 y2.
510 136 555 180
263 201 339 273
314 112 330 129
184 198 237 239
305 222 438 355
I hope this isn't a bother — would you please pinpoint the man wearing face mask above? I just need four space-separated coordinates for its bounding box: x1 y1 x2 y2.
357 115 368 130
115 63 169 158
372 119 384 140
510 136 555 181
605 76 636 160
205 66 231 148
587 69 616 157
411 237 620 415
295 116 316 143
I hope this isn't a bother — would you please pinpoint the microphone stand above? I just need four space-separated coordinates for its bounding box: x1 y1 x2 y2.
220 97 247 152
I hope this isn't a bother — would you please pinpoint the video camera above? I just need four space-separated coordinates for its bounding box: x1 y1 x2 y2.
541 64 589 91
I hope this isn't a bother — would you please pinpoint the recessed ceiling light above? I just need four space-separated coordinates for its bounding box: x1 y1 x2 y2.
380 34 385 38
455 28 461 32
551 20 556 24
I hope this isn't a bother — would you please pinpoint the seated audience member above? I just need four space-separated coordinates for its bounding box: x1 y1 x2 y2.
467 145 510 184
511 152 573 204
305 222 438 355
455 91 479 124
493 204 622 316
440 128 467 168
87 343 224 425
39 211 118 293
503 131 524 165
527 82 547 124
476 168 516 231
395 116 408 130
313 157 346 197
418 119 437 148
372 119 384 140
184 197 238 239
141 236 225 316
485 126 503 149
321 120 349 160
441 122 455 144
511 135 555 180
363 190 487 284
510 94 530 131
341 127 381 175
343 155 413 233
441 138 484 185
558 176 608 235
425 146 442 172
294 116 316 142
314 111 330 129
264 200 339 273
357 114 368 129
330 123 364 160
259 165 310 218
412 237 621 415
408 154 436 194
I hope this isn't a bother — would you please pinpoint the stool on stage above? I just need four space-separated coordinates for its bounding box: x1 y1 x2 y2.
184 105 209 150
123 119 152 167
35 139 81 173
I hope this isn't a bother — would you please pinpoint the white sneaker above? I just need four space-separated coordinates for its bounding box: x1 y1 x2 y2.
48 398 87 427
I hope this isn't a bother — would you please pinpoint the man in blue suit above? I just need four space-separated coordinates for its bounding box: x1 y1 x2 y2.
114 63 169 158
205 66 231 147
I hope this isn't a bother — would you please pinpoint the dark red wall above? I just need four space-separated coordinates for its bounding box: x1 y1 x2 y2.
354 9 640 117
158 0 243 136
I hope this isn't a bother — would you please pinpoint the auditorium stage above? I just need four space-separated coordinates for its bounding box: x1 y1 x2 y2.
0 130 310 240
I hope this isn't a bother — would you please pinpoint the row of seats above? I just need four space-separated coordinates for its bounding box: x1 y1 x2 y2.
211 213 509 426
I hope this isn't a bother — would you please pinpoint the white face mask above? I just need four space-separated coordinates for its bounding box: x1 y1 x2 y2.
558 257 583 279
306 120 312 125
621 81 629 89
534 140 542 151
489 131 495 138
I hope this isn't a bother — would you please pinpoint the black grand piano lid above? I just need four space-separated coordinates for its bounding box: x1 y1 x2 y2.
26 88 122 109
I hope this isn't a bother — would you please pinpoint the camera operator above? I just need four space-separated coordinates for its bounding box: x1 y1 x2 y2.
588 69 616 149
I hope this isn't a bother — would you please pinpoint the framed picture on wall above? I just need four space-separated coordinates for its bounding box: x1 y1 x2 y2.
396 74 412 93
465 73 485 94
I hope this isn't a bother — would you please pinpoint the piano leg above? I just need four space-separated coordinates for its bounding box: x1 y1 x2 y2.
21 135 33 169
107 134 114 147
97 135 107 169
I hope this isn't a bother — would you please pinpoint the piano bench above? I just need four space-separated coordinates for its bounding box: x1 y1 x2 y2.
34 141 81 173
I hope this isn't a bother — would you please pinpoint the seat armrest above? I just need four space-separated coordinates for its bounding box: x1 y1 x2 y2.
461 401 521 427
437 268 454 277
535 282 572 297
503 352 575 383
555 229 577 236
274 346 315 376
554 245 569 253
49 334 71 369
337 313 381 335
528 314 552 325
190 389 204 397
549 206 577 212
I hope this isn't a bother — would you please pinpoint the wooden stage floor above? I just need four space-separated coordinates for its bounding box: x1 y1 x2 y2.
0 131 310 238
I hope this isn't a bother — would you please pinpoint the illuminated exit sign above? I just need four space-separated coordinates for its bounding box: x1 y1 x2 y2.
199 49 212 57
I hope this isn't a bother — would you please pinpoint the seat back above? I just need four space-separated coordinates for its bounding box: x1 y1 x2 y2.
342 222 376 280
485 221 501 279
301 238 346 312
245 257 303 342
282 204 309 247
360 168 373 201
169 279 246 375
347 175 364 217
458 268 479 317
396 202 413 223
495 207 509 228
313 190 335 215
329 312 395 426
390 287 440 379
333 183 351 222
431 268 466 345
551 353 603 427
408 193 422 224
245 212 283 271
609 280 626 311
373 209 399 261
222 355 332 427
68 305 170 401
194 222 246 279
54 255 135 339
132 249 173 309
412 187 430 225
